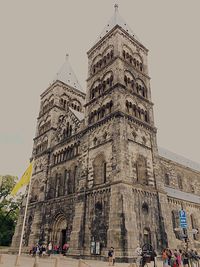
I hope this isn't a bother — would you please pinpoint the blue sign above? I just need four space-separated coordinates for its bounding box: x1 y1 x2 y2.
179 210 187 228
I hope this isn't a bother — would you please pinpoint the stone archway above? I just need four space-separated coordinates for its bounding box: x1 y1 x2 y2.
51 214 69 248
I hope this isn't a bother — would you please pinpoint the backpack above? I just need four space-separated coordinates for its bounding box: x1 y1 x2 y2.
108 250 113 257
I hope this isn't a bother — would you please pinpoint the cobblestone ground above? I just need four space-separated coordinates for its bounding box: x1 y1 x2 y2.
0 254 162 267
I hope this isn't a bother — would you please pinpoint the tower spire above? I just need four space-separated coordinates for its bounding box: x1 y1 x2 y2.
114 3 118 12
53 54 83 92
94 4 140 43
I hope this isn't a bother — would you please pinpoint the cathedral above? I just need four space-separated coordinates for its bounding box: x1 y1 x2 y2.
12 5 200 260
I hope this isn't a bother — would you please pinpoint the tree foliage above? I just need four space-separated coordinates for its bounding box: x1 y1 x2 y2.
0 175 23 246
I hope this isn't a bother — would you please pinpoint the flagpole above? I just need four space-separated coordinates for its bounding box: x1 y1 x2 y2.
19 172 33 255
15 161 33 266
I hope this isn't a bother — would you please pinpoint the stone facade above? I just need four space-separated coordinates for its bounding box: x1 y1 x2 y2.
12 6 200 260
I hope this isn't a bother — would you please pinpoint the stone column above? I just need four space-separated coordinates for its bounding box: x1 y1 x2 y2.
107 184 122 252
120 184 138 258
70 194 85 255
28 207 42 247
107 183 138 260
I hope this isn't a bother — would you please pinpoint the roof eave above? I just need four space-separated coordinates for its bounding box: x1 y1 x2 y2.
87 25 148 56
40 80 86 98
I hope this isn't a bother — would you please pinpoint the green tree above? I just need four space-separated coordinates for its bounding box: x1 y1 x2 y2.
0 175 23 246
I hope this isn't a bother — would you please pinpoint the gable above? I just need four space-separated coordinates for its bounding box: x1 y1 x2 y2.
54 110 81 143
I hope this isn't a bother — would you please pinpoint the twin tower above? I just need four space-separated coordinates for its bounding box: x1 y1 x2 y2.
12 5 200 260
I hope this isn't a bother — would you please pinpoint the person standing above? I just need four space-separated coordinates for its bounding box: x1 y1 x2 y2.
48 241 52 256
29 244 34 256
66 243 69 253
190 249 199 267
112 247 115 266
36 243 40 256
152 249 157 267
162 249 168 267
108 247 113 266
53 244 59 254
135 244 142 267
63 243 67 255
177 250 182 267
173 250 178 267
194 251 199 267
63 243 69 255
166 249 173 266
32 244 37 257
182 250 189 267
41 244 46 256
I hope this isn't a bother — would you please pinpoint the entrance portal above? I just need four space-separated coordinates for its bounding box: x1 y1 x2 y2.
51 214 69 248
61 229 67 248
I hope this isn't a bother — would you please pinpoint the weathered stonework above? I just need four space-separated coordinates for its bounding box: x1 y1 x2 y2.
12 6 200 260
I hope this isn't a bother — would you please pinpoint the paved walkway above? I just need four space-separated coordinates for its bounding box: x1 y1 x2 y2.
0 254 161 267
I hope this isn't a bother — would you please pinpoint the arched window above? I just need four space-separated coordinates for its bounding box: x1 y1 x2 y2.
95 202 103 213
93 154 107 185
64 170 68 195
57 174 64 197
124 75 128 85
69 125 72 136
126 100 129 112
63 100 66 108
171 210 178 229
144 111 148 122
191 214 195 228
47 176 56 199
142 203 149 215
191 185 195 193
177 174 183 190
165 173 170 186
136 79 147 98
93 137 97 146
136 155 148 185
110 50 114 59
42 136 48 151
71 99 82 112
171 210 181 239
103 132 107 141
190 214 198 240
55 153 58 164
67 170 74 194
131 80 134 89
31 180 39 202
64 122 73 138
133 105 137 116
137 107 141 119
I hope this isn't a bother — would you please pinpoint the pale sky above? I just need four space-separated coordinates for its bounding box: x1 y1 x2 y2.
0 0 199 178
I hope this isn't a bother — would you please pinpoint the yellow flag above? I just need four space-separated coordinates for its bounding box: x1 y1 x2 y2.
11 161 34 196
